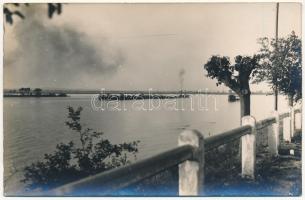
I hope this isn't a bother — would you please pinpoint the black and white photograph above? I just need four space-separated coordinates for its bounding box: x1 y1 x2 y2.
2 1 303 197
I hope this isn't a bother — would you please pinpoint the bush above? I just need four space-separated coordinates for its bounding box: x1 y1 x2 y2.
21 106 140 191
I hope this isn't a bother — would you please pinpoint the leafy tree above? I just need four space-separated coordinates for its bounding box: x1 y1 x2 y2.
21 106 139 191
33 88 42 96
19 87 31 96
255 31 302 106
4 3 62 25
3 4 25 24
204 55 260 117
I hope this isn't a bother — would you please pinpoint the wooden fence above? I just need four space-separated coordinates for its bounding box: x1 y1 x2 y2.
51 106 302 196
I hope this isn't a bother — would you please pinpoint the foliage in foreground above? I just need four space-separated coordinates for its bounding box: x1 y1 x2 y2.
21 106 139 191
4 3 62 25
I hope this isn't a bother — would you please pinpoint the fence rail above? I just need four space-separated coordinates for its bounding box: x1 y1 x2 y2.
52 145 195 195
279 112 289 120
204 125 251 151
52 107 301 196
256 117 276 130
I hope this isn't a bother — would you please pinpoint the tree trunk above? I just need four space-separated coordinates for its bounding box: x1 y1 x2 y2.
288 95 294 107
240 93 251 118
238 93 251 162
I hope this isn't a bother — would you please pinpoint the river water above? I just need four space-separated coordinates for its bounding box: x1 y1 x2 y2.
3 94 290 194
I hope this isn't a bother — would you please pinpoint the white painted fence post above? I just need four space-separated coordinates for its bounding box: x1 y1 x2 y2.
295 110 302 131
268 111 279 156
178 130 204 196
283 112 291 142
290 107 295 138
241 116 256 179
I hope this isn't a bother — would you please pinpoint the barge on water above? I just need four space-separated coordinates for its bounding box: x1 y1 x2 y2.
98 93 190 101
228 94 240 102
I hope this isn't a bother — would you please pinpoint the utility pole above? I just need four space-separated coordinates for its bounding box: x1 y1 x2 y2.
274 2 279 111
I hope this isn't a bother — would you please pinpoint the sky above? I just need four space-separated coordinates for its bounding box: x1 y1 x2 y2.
3 3 302 91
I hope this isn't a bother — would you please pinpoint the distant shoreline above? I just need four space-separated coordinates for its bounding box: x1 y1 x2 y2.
4 94 68 98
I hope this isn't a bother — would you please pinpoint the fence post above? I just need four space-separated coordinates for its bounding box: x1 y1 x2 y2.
268 111 279 156
290 107 295 138
283 111 291 142
295 109 302 131
241 116 256 179
178 130 204 196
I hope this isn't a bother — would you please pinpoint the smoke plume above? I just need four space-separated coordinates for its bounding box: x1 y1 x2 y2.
179 68 185 90
5 5 124 88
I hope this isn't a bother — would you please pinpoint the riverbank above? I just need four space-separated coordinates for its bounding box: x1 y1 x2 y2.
117 132 302 196
4 94 68 97
204 132 302 196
